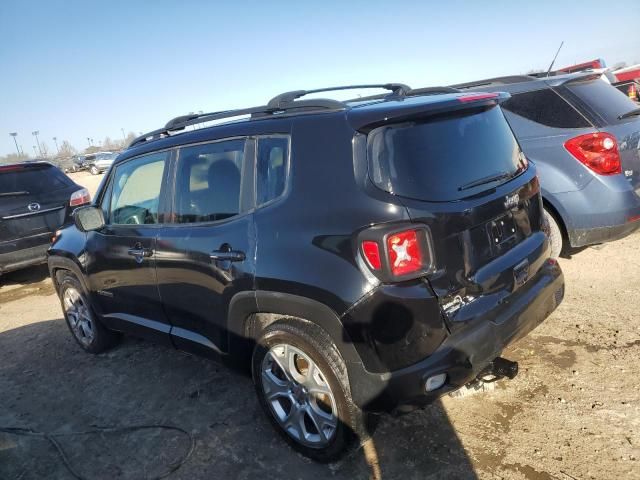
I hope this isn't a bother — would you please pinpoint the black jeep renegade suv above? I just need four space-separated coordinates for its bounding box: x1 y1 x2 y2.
48 84 564 460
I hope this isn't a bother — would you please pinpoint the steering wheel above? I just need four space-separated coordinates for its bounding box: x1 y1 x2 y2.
125 214 141 225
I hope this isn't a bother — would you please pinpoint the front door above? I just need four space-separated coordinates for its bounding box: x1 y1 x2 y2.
86 150 172 345
155 138 256 355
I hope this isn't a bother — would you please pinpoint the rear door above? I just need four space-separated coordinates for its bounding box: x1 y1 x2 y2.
367 104 546 326
0 164 77 247
155 138 257 356
559 78 640 193
86 151 171 344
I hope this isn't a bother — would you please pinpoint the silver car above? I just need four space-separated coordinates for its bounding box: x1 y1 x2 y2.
89 152 117 175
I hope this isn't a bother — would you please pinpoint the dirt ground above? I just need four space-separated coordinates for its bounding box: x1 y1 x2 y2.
0 172 638 479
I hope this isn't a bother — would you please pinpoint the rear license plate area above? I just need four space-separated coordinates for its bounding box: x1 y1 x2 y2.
487 212 518 255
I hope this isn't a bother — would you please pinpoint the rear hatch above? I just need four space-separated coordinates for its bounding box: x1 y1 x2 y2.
560 77 640 193
0 164 78 243
364 96 547 325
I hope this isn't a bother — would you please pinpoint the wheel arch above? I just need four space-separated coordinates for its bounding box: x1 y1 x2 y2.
226 291 363 369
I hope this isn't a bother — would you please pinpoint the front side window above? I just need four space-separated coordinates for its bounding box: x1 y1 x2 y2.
174 139 246 223
107 151 168 225
256 136 288 206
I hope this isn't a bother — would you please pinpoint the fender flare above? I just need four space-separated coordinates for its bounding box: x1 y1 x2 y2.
227 290 363 366
48 254 90 296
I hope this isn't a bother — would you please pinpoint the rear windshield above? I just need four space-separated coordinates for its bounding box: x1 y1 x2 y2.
566 79 639 124
0 165 73 195
368 106 525 202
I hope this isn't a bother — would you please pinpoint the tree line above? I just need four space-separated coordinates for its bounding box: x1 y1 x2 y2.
0 132 138 165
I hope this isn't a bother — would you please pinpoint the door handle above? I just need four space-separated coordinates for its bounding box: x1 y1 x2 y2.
210 248 246 262
127 243 153 263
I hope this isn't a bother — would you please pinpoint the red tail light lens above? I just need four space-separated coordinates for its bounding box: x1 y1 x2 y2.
387 229 423 276
70 188 91 207
628 84 637 101
362 241 382 270
564 133 621 175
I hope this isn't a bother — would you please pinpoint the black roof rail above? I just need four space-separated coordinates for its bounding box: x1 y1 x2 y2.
450 75 536 90
267 83 411 109
344 86 459 103
129 83 412 149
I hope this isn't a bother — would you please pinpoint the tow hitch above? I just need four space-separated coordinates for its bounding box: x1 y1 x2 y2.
478 357 519 382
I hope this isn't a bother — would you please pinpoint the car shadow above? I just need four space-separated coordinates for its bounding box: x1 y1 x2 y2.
0 265 55 304
0 319 478 480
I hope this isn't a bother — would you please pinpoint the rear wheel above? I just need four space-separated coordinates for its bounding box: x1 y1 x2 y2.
544 208 563 258
58 273 119 353
252 320 367 462
90 165 99 175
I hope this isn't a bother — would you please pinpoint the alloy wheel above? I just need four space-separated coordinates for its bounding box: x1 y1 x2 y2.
261 343 338 448
63 287 95 346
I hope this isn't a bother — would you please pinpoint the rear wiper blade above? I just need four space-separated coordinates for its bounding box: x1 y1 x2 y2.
458 172 512 191
618 108 640 120
0 191 30 196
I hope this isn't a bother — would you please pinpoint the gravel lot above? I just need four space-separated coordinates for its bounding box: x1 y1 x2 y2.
0 171 638 479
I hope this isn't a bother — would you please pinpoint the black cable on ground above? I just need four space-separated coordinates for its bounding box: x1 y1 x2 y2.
0 424 196 480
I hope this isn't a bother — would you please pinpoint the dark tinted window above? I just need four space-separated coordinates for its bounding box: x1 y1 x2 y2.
0 164 72 195
368 106 525 202
566 78 640 124
501 89 590 128
174 139 245 223
257 137 288 205
109 152 167 225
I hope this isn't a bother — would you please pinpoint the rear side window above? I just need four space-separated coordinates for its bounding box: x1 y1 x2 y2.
565 79 640 124
0 164 72 195
501 89 590 128
256 136 288 206
369 106 526 202
174 139 246 223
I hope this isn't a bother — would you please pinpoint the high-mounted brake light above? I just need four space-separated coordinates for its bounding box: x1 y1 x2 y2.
0 165 25 173
387 229 423 276
69 188 91 207
564 132 621 176
458 92 499 103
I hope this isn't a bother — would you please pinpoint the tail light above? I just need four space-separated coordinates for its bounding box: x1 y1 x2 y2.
359 225 434 282
628 84 637 101
564 132 621 176
69 188 91 207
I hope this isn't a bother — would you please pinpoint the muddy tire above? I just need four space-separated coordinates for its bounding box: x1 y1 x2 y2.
544 208 563 258
252 319 368 462
58 272 119 354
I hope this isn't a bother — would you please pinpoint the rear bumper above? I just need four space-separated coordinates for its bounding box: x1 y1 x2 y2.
348 259 564 412
550 178 640 248
568 217 640 247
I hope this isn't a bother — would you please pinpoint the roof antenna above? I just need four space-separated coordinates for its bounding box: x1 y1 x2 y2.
546 41 564 77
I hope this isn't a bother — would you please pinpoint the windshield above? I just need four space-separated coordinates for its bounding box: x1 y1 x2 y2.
566 78 640 124
367 106 525 202
0 165 73 194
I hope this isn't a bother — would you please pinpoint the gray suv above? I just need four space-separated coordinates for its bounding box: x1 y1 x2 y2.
452 72 640 257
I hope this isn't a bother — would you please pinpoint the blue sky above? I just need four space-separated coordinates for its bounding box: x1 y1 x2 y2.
1 0 639 157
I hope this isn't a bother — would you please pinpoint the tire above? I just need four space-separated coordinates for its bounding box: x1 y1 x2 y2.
544 208 563 258
90 165 99 175
252 319 368 462
58 272 119 354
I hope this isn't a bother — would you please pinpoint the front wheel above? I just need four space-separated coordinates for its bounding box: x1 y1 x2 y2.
90 165 99 175
252 320 367 462
58 273 119 353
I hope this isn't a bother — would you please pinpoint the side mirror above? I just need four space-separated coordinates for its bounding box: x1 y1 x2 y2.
74 206 105 232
